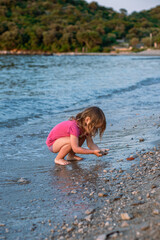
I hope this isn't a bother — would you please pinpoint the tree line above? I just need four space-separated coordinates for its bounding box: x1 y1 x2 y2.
0 0 160 52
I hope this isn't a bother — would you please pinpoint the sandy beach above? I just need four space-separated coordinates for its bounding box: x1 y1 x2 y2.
46 147 160 240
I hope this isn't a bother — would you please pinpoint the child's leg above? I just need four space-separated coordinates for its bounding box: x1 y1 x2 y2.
52 137 72 165
67 136 86 161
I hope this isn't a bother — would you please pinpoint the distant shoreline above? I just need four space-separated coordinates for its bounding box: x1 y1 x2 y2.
0 49 160 56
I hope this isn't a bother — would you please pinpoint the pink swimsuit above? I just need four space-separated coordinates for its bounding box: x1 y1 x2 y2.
46 120 81 150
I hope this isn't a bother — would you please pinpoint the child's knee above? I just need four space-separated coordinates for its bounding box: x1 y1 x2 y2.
64 143 72 152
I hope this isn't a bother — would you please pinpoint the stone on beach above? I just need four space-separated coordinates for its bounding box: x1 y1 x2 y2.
0 223 5 227
121 221 129 227
17 177 30 184
126 156 135 161
67 227 74 232
140 223 150 231
98 193 108 197
139 138 145 142
70 190 77 194
121 213 132 220
85 208 95 215
96 234 106 240
85 215 92 222
152 209 159 215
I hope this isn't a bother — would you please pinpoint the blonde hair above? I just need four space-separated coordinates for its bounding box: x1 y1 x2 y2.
70 106 106 138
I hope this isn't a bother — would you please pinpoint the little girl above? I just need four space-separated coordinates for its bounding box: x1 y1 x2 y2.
46 106 108 165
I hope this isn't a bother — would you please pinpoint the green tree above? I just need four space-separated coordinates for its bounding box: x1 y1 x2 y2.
77 30 101 50
130 37 139 47
141 37 151 47
0 0 160 52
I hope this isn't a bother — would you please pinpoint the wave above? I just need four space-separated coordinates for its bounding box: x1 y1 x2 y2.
133 57 160 61
70 77 160 106
49 77 160 117
1 77 159 129
0 114 42 128
97 77 160 100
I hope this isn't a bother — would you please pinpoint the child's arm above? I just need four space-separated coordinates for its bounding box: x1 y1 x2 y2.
86 135 100 150
87 135 109 155
70 135 102 157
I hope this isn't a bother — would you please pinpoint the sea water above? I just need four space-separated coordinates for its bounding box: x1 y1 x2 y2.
0 55 160 239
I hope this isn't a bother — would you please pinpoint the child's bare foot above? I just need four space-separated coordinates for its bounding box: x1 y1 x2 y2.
54 158 71 165
67 154 83 161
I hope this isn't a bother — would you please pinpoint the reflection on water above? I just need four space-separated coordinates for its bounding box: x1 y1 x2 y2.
52 162 101 191
49 160 111 220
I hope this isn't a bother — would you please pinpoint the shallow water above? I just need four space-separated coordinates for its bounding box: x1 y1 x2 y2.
0 55 160 239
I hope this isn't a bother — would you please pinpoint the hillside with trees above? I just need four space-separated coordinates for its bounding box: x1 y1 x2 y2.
0 0 160 52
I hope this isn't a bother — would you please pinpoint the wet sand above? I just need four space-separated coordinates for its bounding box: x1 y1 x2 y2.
46 147 160 240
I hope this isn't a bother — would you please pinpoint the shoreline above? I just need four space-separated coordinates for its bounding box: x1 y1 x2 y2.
1 49 160 56
48 146 160 240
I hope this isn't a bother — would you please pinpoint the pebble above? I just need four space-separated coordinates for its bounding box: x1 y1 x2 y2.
74 220 78 225
71 190 77 194
121 213 132 220
17 177 30 184
78 222 83 227
111 233 118 238
98 193 107 197
105 221 110 226
96 234 106 240
146 193 150 198
113 195 122 201
89 192 94 196
85 208 95 215
108 227 113 231
67 227 74 232
140 223 150 231
85 215 92 222
152 209 159 215
132 191 139 195
139 138 145 142
117 159 123 162
78 228 84 233
121 221 129 227
132 201 145 206
126 157 135 161
151 184 157 189
0 223 5 227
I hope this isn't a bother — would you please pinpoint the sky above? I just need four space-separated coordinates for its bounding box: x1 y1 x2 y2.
86 0 160 14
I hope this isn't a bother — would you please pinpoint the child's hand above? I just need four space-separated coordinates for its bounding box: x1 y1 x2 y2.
100 149 109 155
94 150 103 157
